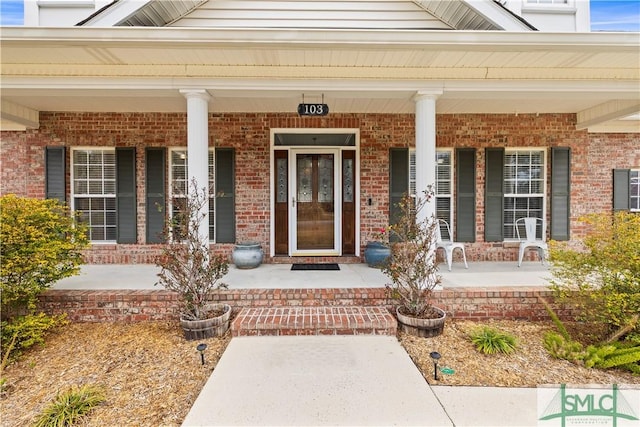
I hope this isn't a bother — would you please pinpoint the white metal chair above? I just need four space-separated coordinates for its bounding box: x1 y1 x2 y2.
435 219 468 271
515 217 548 267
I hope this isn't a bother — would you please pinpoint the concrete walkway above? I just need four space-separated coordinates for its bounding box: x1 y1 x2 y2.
181 335 540 427
52 262 551 426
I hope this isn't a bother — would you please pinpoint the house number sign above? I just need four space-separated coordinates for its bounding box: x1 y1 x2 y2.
297 103 329 116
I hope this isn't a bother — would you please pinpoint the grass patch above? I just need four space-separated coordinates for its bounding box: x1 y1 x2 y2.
469 326 518 355
34 384 105 427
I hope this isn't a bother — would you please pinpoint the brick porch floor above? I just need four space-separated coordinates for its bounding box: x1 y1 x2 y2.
231 306 397 336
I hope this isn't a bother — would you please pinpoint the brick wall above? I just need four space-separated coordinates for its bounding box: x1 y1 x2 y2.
2 112 638 263
38 287 575 322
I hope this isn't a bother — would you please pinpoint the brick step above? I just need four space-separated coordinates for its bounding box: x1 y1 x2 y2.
231 306 397 337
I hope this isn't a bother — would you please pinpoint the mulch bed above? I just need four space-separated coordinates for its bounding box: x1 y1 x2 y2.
1 322 230 427
1 319 637 426
400 319 639 387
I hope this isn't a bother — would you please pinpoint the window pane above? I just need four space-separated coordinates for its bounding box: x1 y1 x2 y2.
104 181 116 195
409 152 416 196
88 151 102 164
74 181 88 194
105 198 116 210
88 165 102 179
104 165 115 180
75 165 88 179
75 198 90 211
74 151 88 164
91 227 105 241
89 181 103 195
90 211 104 226
105 227 117 241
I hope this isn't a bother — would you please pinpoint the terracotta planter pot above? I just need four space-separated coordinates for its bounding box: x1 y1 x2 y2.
180 303 232 341
396 306 446 338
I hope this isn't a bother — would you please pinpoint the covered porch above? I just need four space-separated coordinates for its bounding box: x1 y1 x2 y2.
42 261 565 332
52 260 551 290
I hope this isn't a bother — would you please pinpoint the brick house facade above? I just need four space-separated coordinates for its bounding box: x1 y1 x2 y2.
2 111 637 264
2 1 639 268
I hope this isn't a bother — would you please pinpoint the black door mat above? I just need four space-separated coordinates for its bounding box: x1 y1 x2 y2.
291 263 340 271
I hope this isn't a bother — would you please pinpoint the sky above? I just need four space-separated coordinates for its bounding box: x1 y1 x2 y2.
0 0 639 30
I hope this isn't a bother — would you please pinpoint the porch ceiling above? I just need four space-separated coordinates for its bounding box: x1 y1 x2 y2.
1 27 639 132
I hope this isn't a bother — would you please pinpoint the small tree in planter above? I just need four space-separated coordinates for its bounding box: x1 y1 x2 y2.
155 179 230 340
382 187 444 337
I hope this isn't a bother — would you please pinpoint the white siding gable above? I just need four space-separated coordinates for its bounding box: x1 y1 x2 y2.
168 0 452 30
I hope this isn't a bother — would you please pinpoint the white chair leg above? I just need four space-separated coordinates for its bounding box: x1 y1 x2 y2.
518 245 526 267
461 248 468 269
446 248 453 271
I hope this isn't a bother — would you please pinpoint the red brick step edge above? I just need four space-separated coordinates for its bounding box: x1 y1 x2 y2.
231 306 397 337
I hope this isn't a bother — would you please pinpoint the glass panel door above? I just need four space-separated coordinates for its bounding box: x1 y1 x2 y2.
293 152 337 252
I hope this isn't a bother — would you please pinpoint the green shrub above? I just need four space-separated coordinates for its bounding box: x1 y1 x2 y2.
34 384 106 427
543 332 585 363
0 313 68 368
469 326 518 355
0 195 88 317
549 212 640 343
595 345 640 370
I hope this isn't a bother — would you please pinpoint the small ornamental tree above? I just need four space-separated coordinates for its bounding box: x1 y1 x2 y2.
549 211 640 343
381 187 442 318
0 195 88 318
155 179 229 321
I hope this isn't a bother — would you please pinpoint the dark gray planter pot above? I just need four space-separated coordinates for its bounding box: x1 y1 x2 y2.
232 242 263 269
364 241 391 268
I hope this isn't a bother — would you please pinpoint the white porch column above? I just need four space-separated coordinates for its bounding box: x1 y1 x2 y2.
180 89 211 243
414 91 441 223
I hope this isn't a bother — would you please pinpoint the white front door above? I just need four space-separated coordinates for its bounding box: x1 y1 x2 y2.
290 149 341 255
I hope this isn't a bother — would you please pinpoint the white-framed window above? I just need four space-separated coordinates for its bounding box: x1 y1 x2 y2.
409 149 453 239
503 149 546 239
72 148 116 242
169 148 216 240
631 169 640 212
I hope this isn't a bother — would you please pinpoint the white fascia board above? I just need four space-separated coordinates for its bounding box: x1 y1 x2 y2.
1 26 639 49
80 0 152 26
587 122 640 133
0 99 39 129
3 77 639 98
460 0 533 31
577 100 640 130
37 1 96 8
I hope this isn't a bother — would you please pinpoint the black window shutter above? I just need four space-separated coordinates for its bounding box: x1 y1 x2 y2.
215 148 235 243
613 169 631 211
485 148 504 242
116 148 136 244
551 147 571 241
389 148 409 238
146 148 166 243
45 147 66 202
456 148 476 242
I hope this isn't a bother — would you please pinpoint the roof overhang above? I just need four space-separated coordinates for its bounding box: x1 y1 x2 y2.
1 27 639 132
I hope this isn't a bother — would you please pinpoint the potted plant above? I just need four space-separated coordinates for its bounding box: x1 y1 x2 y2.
381 186 445 337
155 178 231 340
364 227 391 268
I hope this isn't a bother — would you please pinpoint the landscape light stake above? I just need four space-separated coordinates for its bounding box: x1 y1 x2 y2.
430 351 441 381
197 343 207 365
